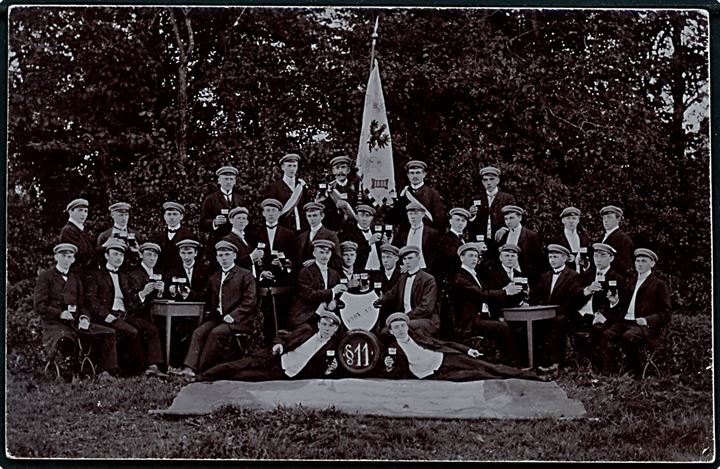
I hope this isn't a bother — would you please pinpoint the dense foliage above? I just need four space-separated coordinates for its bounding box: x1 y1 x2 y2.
8 7 710 313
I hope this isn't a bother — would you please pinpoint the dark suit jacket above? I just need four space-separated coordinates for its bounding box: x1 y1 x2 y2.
167 261 212 302
295 225 341 267
609 273 671 328
222 231 256 271
155 226 195 273
263 179 310 232
482 266 525 317
574 266 627 315
451 268 507 331
550 229 592 271
34 268 87 321
379 270 439 330
127 266 164 319
371 268 401 294
381 331 471 379
203 265 258 332
468 190 516 241
529 267 581 317
391 184 446 230
85 268 139 322
59 222 97 272
251 224 296 286
498 226 544 282
199 190 244 245
321 180 358 232
287 263 341 328
434 231 467 284
602 229 634 277
393 224 441 270
339 222 382 272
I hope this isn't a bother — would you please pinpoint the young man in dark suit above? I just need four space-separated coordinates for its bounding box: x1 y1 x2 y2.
599 205 634 278
451 243 522 366
597 248 671 375
376 245 439 336
263 153 310 232
178 241 258 377
371 244 401 294
199 166 243 255
468 166 516 258
96 202 143 269
496 205 544 284
34 243 118 379
85 239 164 376
390 160 446 230
393 202 441 273
338 204 384 273
59 198 98 277
529 244 582 369
482 244 527 316
435 207 480 286
381 313 539 381
550 206 592 273
252 198 296 285
127 242 166 319
197 309 343 381
294 202 341 269
156 201 195 274
287 239 346 329
316 154 359 231
222 206 262 277
168 239 210 302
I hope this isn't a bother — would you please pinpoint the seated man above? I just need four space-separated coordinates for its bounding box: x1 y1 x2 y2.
85 239 164 376
168 239 210 302
287 239 347 329
178 241 258 377
451 242 522 366
155 201 195 274
483 244 527 315
393 202 440 272
382 313 539 381
372 243 401 293
597 248 671 375
529 244 582 370
339 241 364 293
128 242 166 317
338 204 384 272
34 243 118 379
197 309 342 381
376 245 439 336
223 206 262 276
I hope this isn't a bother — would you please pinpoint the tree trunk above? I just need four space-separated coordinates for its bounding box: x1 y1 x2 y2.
169 8 194 159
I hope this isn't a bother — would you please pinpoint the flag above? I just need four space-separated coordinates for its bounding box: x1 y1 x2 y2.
356 59 395 206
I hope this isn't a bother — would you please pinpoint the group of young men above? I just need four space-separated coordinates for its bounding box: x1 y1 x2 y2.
34 152 672 382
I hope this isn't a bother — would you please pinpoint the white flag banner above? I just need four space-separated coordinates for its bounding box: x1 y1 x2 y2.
356 59 396 207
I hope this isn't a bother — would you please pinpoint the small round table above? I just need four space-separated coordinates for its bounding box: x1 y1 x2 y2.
501 305 558 369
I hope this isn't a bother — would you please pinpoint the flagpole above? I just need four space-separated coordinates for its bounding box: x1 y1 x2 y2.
369 16 379 73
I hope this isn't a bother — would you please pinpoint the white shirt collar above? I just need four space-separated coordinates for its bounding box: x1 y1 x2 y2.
184 262 195 271
335 179 348 187
385 266 396 276
604 226 619 237
450 228 464 237
68 218 84 231
638 270 652 281
316 262 329 271
486 187 499 197
410 182 424 190
105 262 118 273
113 224 128 231
511 223 523 233
167 224 181 231
222 266 234 274
221 189 233 197
141 263 154 277
56 266 69 276
564 227 577 235
461 264 477 276
503 265 516 274
597 266 611 276
408 268 421 276
310 224 322 234
232 228 245 238
553 266 566 274
410 223 424 231
283 175 296 187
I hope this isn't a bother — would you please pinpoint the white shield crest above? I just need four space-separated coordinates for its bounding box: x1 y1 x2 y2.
339 291 380 331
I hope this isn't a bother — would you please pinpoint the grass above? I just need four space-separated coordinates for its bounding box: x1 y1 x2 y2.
5 362 713 462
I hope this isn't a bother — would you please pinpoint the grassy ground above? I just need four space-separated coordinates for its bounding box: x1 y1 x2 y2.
5 362 713 462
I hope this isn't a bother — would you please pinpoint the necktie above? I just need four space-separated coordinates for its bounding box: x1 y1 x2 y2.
168 227 179 233
360 228 370 234
266 224 278 229
107 267 118 274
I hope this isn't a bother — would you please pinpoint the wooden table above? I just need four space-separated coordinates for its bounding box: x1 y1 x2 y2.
151 300 205 366
501 305 557 368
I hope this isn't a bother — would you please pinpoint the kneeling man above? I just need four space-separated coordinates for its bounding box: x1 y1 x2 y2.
197 309 342 381
383 313 539 381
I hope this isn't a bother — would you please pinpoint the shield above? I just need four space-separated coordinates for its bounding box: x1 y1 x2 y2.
339 291 380 331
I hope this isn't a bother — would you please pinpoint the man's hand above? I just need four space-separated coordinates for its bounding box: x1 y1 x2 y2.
467 349 482 358
384 356 395 368
503 283 523 296
327 358 338 373
327 300 338 311
399 264 409 274
494 227 509 242
370 233 382 244
584 282 602 296
636 317 648 327
60 310 74 321
478 242 488 252
469 205 478 217
154 280 165 292
592 312 607 325
105 313 118 324
214 215 227 226
250 249 264 262
302 259 315 268
259 271 275 281
223 315 235 324
272 344 284 355
335 199 348 210
606 290 619 306
169 285 178 296
331 284 348 295
141 282 156 297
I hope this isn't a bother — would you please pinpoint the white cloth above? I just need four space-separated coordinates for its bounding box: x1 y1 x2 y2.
579 266 610 315
282 176 302 230
602 226 619 243
625 270 652 320
281 333 329 378
406 225 426 269
403 274 417 314
397 337 444 379
564 229 581 253
506 223 522 246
